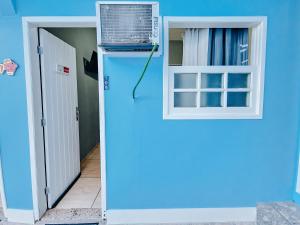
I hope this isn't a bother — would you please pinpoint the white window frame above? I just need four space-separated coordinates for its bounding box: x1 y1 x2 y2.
163 16 267 120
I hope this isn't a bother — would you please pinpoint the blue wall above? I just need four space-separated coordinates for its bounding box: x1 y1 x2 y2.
0 16 33 209
291 0 300 205
0 0 299 210
105 0 300 209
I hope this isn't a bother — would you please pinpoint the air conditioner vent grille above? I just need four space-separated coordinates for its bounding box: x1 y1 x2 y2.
100 4 153 45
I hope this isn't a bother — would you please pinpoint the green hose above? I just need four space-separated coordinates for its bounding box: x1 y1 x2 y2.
132 43 158 99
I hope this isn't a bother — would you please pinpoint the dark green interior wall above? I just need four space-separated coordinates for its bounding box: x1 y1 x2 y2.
46 28 100 160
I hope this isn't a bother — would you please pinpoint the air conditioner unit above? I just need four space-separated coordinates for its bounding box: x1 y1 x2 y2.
96 1 159 52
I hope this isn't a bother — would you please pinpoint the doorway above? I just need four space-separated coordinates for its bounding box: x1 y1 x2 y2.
38 27 100 209
23 17 107 222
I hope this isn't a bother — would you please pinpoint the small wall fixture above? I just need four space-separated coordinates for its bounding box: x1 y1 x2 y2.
0 59 18 76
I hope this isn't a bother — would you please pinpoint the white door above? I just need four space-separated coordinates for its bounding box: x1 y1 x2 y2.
39 29 80 208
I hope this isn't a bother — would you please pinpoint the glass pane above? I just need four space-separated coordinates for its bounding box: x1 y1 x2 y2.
201 73 223 88
174 73 197 89
227 92 249 107
200 92 223 107
228 73 250 88
174 92 197 107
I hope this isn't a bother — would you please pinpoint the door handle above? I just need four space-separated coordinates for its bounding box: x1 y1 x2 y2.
76 107 79 121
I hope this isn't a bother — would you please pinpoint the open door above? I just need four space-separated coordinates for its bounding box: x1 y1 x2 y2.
39 29 80 208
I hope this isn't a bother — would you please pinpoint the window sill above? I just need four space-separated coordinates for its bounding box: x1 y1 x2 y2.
163 112 263 120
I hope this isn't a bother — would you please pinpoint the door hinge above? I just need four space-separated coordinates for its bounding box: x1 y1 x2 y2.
44 187 50 195
41 118 46 127
104 76 109 90
101 210 107 221
37 46 43 55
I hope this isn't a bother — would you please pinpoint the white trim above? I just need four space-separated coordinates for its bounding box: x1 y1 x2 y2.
23 18 44 221
97 47 107 220
22 16 107 221
97 1 159 4
0 155 8 218
95 10 107 218
106 207 256 224
21 16 96 27
165 16 266 28
5 209 35 224
163 16 267 120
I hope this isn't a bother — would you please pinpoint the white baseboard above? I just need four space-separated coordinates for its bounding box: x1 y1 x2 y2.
6 208 35 224
107 207 256 224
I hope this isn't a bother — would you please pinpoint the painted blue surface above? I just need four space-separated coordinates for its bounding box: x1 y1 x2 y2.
294 193 300 205
292 0 300 203
0 0 16 16
0 0 299 210
0 17 33 209
105 0 300 209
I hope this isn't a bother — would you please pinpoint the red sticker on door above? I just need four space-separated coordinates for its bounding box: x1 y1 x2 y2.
63 67 70 74
56 65 70 75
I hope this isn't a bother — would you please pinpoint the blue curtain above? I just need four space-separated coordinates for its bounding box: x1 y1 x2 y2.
208 28 249 66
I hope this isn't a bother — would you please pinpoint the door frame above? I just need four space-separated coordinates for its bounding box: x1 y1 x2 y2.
22 16 107 221
0 156 8 218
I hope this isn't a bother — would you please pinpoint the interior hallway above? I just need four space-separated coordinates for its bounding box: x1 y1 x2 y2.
56 145 101 209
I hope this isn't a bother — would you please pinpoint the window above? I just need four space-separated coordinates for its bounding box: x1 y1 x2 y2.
163 17 267 119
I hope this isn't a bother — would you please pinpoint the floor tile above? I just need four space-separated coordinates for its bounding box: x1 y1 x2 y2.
257 203 290 225
270 202 300 225
92 191 101 208
80 157 89 170
55 144 101 209
81 160 100 178
56 178 100 209
86 145 100 160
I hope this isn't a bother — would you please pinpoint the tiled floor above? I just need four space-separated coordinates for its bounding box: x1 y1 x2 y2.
56 145 101 209
257 202 300 225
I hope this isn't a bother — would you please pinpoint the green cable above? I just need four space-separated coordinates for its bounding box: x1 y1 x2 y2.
132 43 158 99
